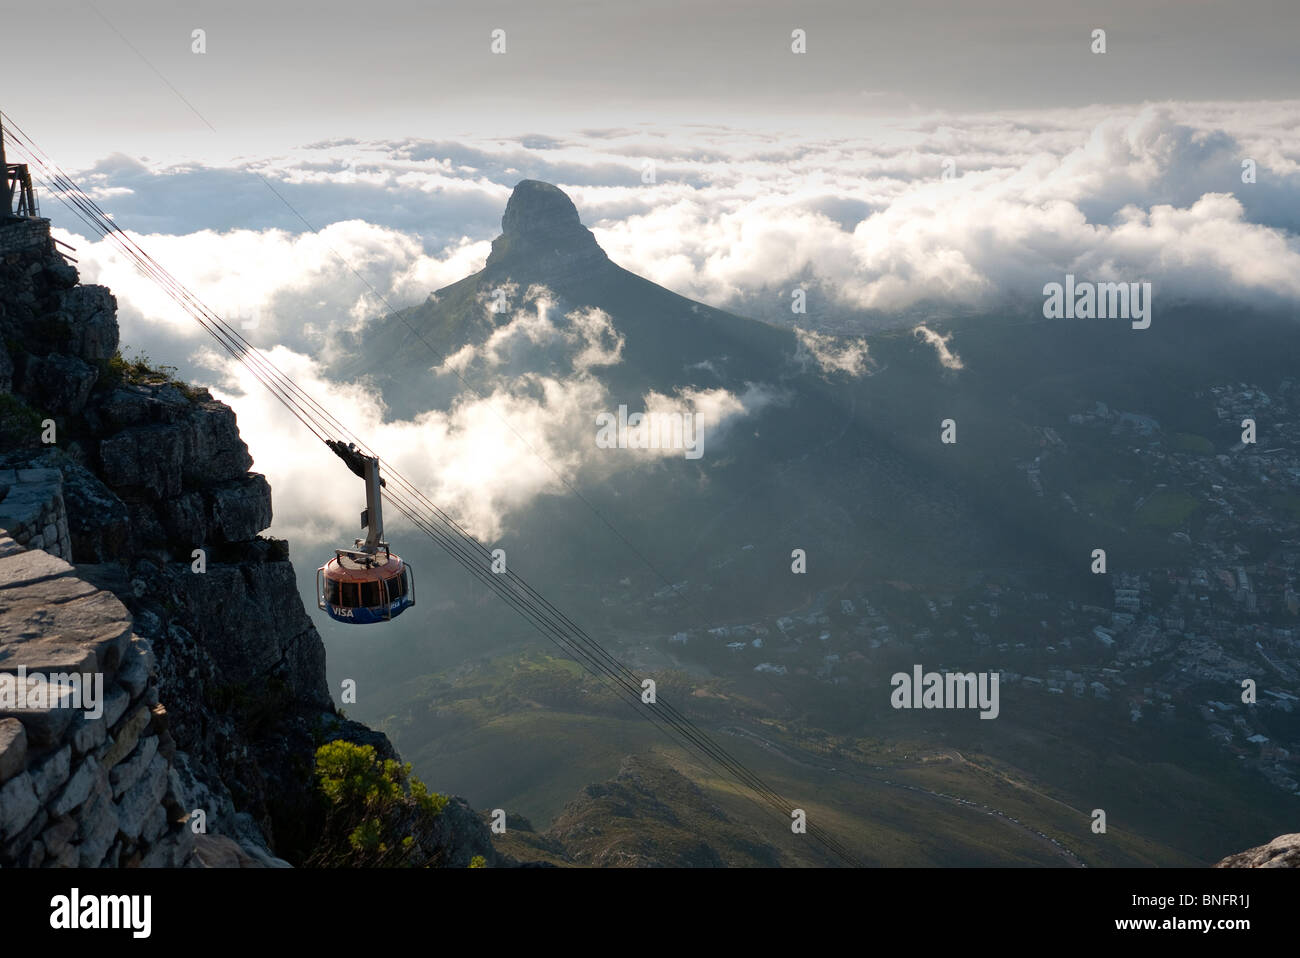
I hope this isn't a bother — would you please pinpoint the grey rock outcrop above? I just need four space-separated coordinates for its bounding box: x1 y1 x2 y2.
20 352 97 415
0 219 446 867
1215 833 1300 868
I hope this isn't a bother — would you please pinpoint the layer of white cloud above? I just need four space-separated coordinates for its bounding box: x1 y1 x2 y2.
45 99 1300 542
56 100 1300 346
201 293 764 543
436 285 623 378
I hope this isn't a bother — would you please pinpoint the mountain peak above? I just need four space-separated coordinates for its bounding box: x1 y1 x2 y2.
486 180 606 272
502 180 581 237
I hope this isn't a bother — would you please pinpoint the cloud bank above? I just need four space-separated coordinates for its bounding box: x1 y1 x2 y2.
47 99 1300 541
61 100 1300 347
200 292 770 543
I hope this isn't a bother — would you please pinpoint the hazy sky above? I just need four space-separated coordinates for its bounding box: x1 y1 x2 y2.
5 0 1298 163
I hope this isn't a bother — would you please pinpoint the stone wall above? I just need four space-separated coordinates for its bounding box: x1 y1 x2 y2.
0 467 71 559
0 218 51 257
0 534 194 867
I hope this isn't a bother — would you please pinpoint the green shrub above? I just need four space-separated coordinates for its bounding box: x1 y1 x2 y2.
307 740 449 867
103 347 204 401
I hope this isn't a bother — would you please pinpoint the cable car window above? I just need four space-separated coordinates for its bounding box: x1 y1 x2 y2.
359 579 382 607
385 572 406 600
325 577 340 605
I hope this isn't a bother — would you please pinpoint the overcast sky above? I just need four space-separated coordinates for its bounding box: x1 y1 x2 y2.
4 0 1298 163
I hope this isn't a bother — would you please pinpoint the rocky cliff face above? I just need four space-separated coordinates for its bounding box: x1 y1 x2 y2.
1215 833 1300 868
0 218 497 866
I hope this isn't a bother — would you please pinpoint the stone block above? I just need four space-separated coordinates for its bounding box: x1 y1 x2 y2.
102 685 129 727
30 743 71 803
70 711 107 755
110 734 158 798
0 718 26 783
101 705 150 769
116 754 168 840
50 755 101 816
0 771 40 839
77 780 118 867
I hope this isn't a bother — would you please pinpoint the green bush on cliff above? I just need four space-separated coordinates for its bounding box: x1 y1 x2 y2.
307 740 449 867
103 347 204 401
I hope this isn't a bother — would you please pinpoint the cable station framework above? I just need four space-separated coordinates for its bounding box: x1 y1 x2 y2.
2 112 863 867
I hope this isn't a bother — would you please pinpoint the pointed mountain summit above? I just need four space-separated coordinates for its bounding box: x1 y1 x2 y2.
337 180 795 404
486 180 607 272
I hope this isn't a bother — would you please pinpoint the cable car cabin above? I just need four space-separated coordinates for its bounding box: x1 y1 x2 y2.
317 548 415 624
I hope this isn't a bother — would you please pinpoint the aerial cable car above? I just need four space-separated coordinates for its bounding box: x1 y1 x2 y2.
316 441 415 624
